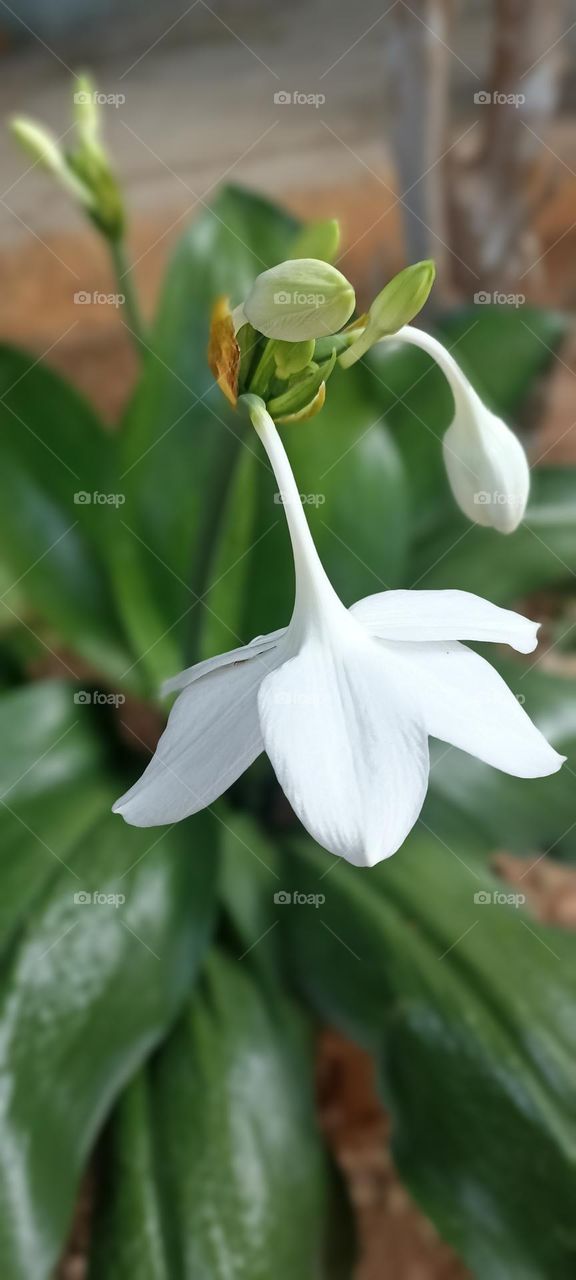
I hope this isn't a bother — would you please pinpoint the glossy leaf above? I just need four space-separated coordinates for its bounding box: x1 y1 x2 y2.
0 347 132 679
90 950 327 1280
282 833 576 1279
0 811 218 1279
218 808 281 979
0 680 111 951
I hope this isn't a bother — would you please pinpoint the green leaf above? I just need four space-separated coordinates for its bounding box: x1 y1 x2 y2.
196 439 261 657
0 811 218 1279
218 809 281 978
282 833 576 1279
360 338 452 536
290 218 340 263
90 949 328 1280
113 187 298 685
0 346 132 679
411 468 576 598
0 680 111 951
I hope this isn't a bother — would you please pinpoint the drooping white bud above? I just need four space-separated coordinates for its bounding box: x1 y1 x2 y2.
391 326 530 533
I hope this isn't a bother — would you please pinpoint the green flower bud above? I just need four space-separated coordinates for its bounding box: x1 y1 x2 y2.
10 117 91 206
243 259 355 342
11 77 125 244
339 260 436 368
266 349 336 419
274 381 326 424
67 147 124 240
271 338 315 378
73 73 102 156
290 218 340 264
236 320 259 390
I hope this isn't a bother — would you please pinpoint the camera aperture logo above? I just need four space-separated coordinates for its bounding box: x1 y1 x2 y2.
474 889 526 908
274 491 325 508
274 890 325 908
474 490 524 508
273 290 326 308
74 890 125 908
74 90 125 108
474 90 525 108
270 689 320 708
474 289 524 308
74 290 125 308
74 689 126 707
273 90 325 109
74 490 125 507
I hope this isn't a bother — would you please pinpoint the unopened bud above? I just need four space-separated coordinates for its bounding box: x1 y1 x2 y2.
10 117 90 205
243 259 355 342
340 260 435 368
394 326 529 533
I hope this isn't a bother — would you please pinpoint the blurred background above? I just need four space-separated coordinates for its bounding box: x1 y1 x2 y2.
1 3 576 1277
2 0 576 430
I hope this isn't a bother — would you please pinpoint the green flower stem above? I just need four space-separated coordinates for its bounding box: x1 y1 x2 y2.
110 238 147 358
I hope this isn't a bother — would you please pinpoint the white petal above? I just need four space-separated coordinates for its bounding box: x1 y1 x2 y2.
351 589 538 653
114 646 283 826
257 630 429 867
161 629 286 696
378 640 565 778
443 410 530 534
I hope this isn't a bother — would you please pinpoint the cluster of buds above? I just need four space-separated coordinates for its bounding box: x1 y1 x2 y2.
210 238 530 534
11 74 124 242
209 248 434 419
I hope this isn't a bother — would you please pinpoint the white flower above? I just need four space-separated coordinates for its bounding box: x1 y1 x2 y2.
390 326 530 533
113 398 563 867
